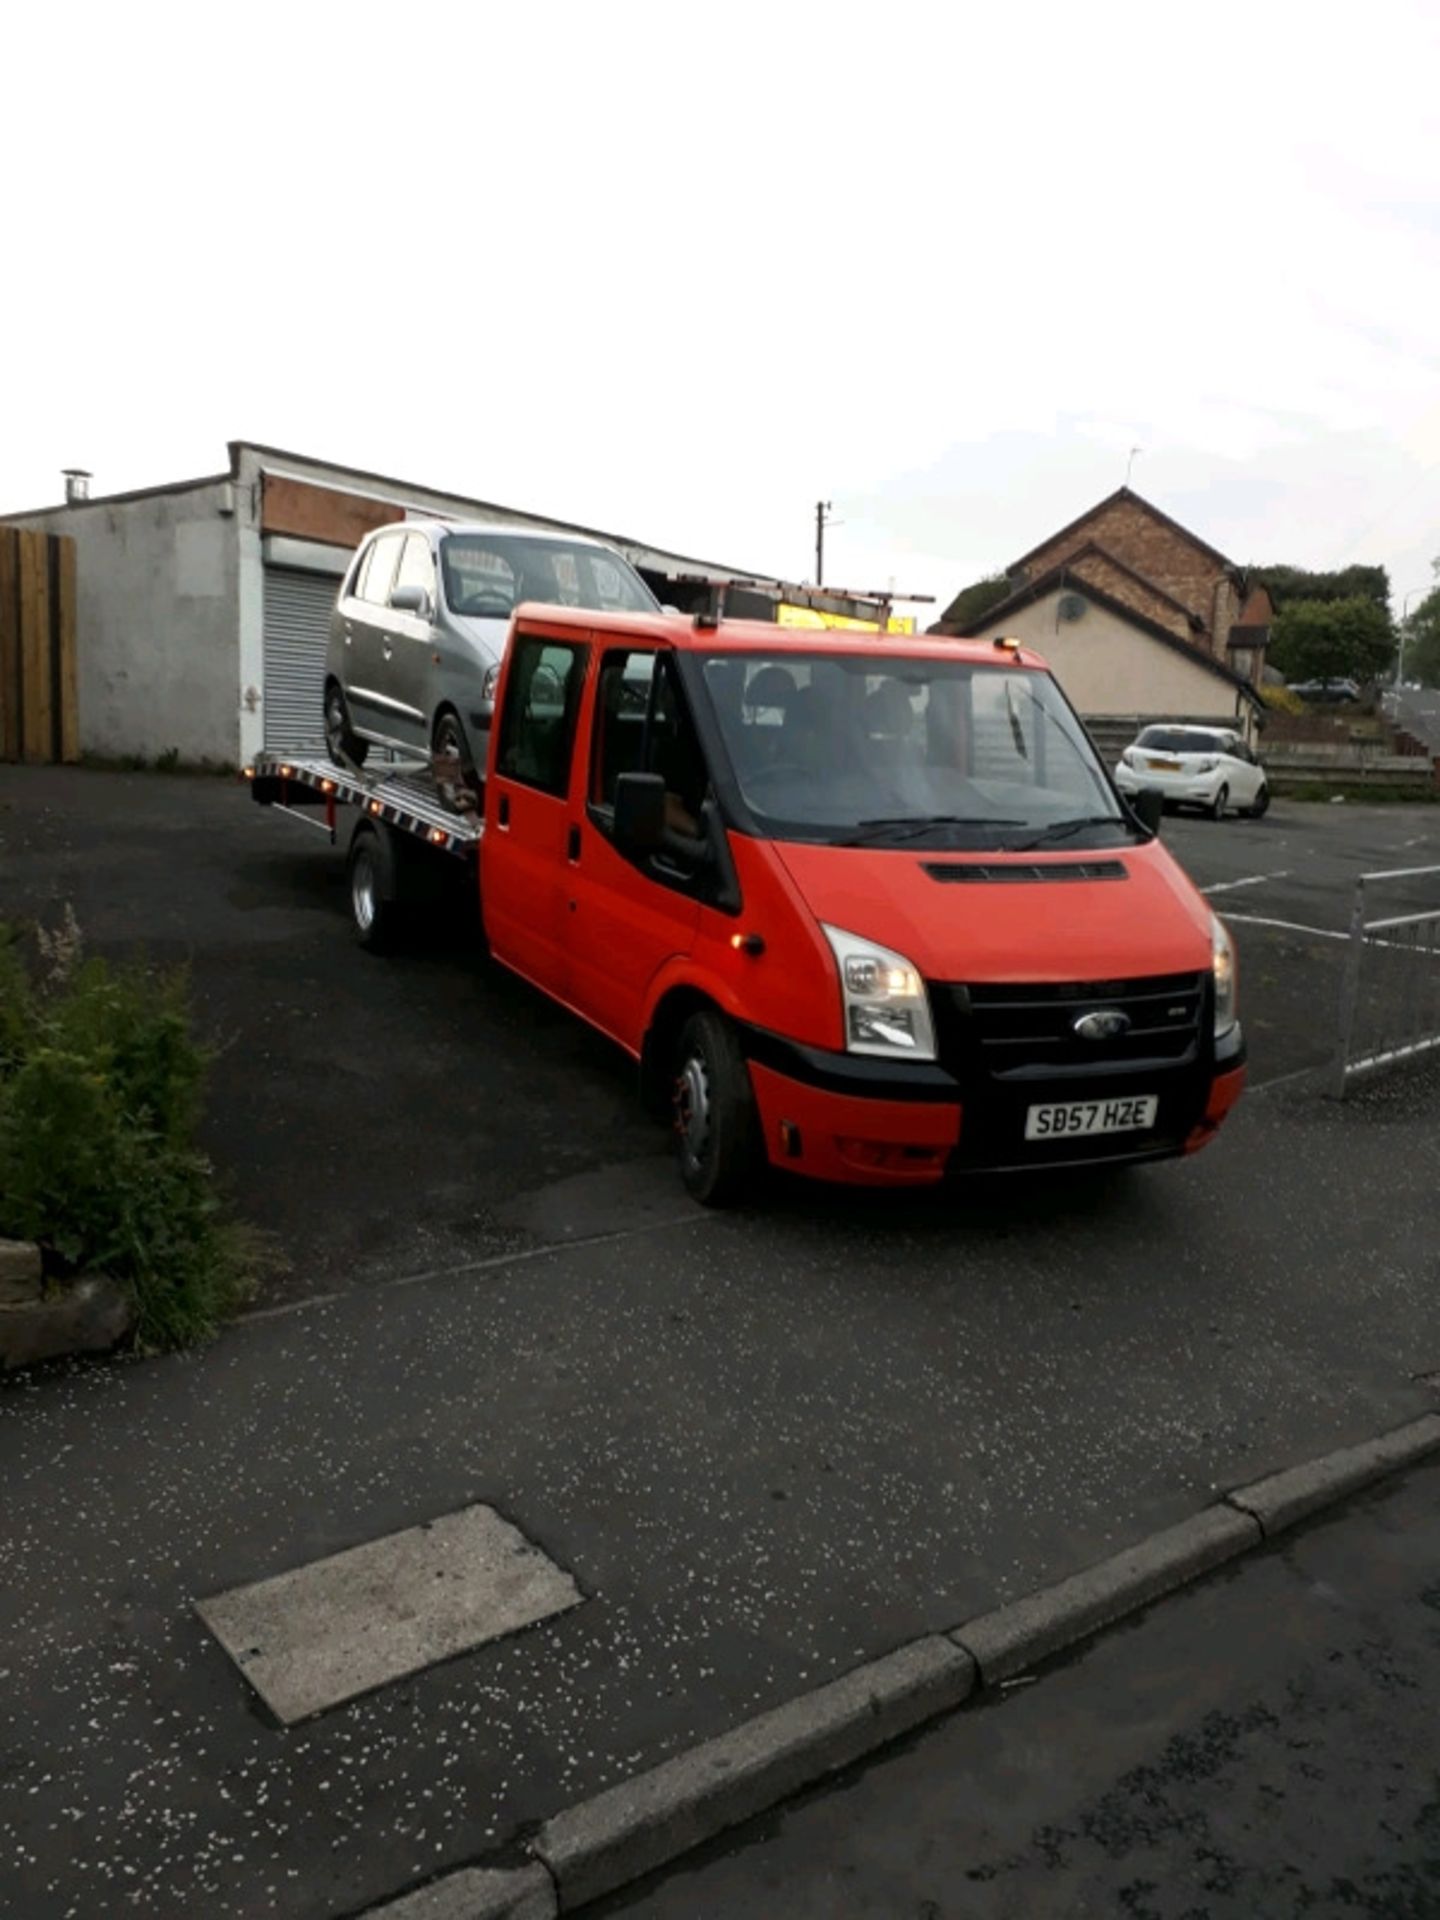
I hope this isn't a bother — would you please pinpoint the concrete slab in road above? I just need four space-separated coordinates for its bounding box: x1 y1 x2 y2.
196 1504 583 1724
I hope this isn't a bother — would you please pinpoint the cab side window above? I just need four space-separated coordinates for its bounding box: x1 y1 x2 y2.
496 636 587 795
591 650 707 835
592 649 657 806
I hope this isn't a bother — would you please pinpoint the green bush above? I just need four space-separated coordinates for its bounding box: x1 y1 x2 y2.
0 914 263 1348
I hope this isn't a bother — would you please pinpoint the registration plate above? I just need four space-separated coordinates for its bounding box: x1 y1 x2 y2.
1146 757 1181 772
1025 1096 1158 1141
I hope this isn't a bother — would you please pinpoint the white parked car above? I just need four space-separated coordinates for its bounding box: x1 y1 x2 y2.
1114 724 1269 820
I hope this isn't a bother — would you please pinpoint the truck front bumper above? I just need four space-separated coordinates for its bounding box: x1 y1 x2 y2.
740 1025 1246 1187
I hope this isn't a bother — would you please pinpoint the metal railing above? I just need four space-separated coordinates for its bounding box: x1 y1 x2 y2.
1333 863 1440 1095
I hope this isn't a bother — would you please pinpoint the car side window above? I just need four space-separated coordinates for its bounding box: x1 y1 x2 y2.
357 532 404 607
496 636 587 796
393 533 435 605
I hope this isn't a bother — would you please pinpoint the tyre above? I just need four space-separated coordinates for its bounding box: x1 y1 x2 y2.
1247 782 1270 819
325 682 368 768
346 821 401 953
672 1010 761 1206
1209 783 1229 821
432 708 477 780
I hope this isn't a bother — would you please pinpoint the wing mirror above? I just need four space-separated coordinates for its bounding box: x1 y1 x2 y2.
1128 786 1164 835
389 583 431 617
613 772 666 854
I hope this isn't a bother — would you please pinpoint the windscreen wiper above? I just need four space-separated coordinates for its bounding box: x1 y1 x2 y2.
1012 814 1129 852
841 814 1024 847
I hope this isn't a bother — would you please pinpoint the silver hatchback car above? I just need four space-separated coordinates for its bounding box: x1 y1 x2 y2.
323 519 660 771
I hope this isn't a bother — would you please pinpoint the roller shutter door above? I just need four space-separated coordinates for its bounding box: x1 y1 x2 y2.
262 567 340 750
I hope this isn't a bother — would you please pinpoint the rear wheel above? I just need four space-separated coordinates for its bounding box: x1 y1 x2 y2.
1246 781 1270 819
347 822 401 952
325 682 368 768
1209 783 1229 821
672 1010 761 1206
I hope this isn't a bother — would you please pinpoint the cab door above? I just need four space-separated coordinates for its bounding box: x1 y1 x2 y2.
481 626 592 1000
565 646 703 1052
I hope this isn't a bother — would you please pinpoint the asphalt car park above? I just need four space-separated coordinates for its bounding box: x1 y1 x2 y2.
1 768 1438 1918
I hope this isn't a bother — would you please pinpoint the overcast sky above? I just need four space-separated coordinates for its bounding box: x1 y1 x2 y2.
5 1 1439 616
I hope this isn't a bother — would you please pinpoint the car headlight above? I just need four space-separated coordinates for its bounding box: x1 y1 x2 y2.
481 662 501 706
822 924 937 1061
1212 914 1237 1039
1195 757 1219 773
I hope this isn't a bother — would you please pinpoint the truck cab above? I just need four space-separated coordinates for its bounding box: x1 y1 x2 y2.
477 608 1246 1201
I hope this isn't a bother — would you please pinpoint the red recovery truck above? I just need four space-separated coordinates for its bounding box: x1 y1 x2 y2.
249 608 1246 1202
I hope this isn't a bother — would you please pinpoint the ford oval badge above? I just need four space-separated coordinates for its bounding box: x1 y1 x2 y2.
1073 1009 1131 1041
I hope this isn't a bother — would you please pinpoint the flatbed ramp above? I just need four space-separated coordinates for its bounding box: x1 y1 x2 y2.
247 750 482 854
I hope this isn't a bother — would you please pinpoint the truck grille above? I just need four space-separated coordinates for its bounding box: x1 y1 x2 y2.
933 971 1207 1078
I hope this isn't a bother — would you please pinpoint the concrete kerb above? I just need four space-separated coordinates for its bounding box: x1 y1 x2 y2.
950 1503 1261 1687
360 1416 1440 1919
357 1865 557 1920
534 1636 973 1910
1225 1412 1440 1538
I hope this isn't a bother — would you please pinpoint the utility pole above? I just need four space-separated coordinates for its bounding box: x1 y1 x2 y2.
815 500 833 586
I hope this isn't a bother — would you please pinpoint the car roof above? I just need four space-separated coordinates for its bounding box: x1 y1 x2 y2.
1138 722 1236 737
510 605 1051 668
369 518 624 552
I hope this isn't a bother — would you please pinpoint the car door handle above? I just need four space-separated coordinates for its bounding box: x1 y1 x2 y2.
567 824 581 862
498 794 510 827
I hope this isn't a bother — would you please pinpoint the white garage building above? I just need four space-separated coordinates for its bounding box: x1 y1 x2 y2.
2 442 840 767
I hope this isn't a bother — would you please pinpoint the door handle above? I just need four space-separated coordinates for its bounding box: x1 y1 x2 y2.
567 824 581 862
498 794 510 827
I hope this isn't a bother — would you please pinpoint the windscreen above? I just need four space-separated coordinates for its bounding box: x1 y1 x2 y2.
440 535 657 619
698 652 1131 850
1136 727 1229 754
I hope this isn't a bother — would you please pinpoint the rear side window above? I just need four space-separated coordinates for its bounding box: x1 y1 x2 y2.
357 532 404 606
496 636 587 796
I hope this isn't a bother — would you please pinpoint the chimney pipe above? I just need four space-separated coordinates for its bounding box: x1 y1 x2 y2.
63 468 92 505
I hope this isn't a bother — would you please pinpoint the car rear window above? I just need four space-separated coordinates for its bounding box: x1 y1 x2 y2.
1136 728 1229 754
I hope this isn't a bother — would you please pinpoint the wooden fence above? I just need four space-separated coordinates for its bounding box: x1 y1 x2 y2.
0 526 79 763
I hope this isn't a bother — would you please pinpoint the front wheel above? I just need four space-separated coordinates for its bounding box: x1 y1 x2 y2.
325 683 368 768
1209 783 1229 821
672 1011 761 1206
432 709 478 782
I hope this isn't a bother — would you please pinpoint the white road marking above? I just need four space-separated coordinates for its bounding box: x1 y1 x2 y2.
1201 871 1291 895
1221 912 1347 940
196 1504 583 1724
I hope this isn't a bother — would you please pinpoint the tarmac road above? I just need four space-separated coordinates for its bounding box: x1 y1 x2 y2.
1 770 1437 1918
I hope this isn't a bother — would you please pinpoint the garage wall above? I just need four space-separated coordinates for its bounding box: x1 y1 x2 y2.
3 482 241 763
970 591 1243 720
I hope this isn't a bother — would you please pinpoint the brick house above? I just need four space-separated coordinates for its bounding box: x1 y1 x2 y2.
941 487 1270 738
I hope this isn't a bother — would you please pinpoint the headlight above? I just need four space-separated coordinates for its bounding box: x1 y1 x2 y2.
1212 914 1237 1038
822 925 937 1061
1195 757 1219 773
481 662 501 705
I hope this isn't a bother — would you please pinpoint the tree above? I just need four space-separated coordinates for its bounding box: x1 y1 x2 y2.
1268 596 1395 684
939 573 1011 631
1399 559 1440 687
1250 562 1391 614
